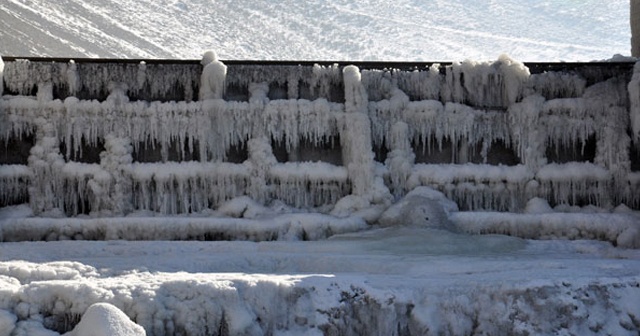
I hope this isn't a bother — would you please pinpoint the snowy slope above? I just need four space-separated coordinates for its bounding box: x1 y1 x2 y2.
0 0 631 61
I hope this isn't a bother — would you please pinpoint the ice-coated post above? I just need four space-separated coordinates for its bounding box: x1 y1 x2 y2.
386 122 415 197
28 119 65 214
99 135 134 215
66 60 80 96
0 56 4 96
633 0 640 57
246 138 277 203
340 65 375 196
199 50 227 100
629 62 640 142
343 65 368 114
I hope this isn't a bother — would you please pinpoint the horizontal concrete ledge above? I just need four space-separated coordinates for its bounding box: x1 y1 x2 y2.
0 212 368 242
452 211 640 248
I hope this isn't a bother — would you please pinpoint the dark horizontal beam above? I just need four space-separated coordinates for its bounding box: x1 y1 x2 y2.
1 55 635 73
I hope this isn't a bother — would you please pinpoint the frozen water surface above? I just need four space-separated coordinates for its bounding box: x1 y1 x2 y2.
329 227 528 257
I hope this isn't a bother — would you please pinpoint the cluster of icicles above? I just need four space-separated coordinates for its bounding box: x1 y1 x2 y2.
0 54 639 216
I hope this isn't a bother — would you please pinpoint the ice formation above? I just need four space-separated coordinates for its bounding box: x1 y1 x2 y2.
199 50 226 100
64 303 145 336
1 55 639 217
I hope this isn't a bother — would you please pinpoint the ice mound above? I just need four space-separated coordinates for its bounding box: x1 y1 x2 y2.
377 187 459 231
64 303 145 336
0 310 17 336
524 197 554 214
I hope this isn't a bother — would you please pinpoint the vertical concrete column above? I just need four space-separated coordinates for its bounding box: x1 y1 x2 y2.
246 138 277 203
98 135 133 215
385 122 415 197
199 50 227 100
633 0 640 57
28 118 64 214
341 66 375 196
0 57 4 96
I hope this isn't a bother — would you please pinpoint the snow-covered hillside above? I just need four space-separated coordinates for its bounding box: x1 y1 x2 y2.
0 0 632 61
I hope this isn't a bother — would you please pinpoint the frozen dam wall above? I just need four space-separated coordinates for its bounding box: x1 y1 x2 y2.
1 55 639 216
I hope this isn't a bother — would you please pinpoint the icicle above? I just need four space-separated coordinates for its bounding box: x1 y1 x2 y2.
0 165 31 206
442 55 529 108
268 162 350 208
407 164 532 211
310 63 342 100
392 64 441 101
525 71 586 99
508 95 546 169
536 163 612 207
360 69 394 102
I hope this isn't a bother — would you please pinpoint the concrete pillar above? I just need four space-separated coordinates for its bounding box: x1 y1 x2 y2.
633 0 640 57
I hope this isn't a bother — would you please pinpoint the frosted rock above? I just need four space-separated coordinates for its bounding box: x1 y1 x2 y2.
64 303 146 336
378 187 458 231
617 227 640 249
330 194 386 222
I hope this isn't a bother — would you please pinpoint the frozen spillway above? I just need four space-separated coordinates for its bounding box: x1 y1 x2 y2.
1 55 639 217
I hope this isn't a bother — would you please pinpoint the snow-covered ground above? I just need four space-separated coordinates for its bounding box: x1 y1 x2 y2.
0 0 632 61
1 1 640 335
0 194 639 335
0 205 639 335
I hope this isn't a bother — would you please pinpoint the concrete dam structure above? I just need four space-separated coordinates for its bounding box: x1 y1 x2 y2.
1 55 640 218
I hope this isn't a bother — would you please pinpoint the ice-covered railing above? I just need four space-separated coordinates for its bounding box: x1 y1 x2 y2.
1 55 639 216
364 56 639 210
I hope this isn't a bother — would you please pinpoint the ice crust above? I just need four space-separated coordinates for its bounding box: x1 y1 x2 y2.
1 56 639 217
